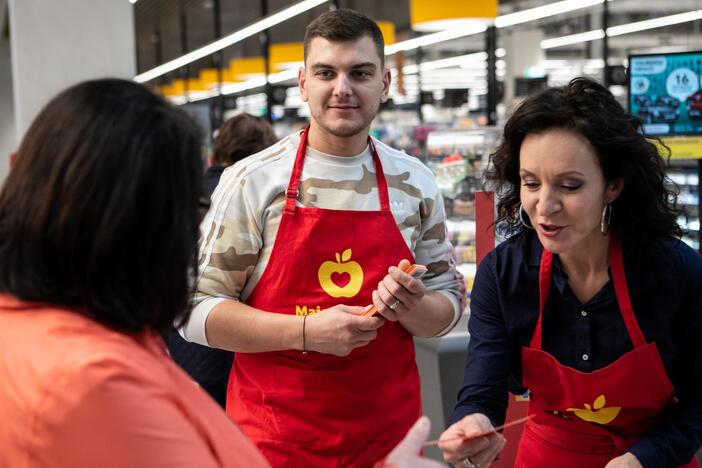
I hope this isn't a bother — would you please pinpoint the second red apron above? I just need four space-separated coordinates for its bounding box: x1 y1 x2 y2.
515 234 698 468
226 126 422 468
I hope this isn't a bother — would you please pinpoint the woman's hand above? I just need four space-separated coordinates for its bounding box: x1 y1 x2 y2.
438 413 506 468
605 453 643 468
381 417 445 468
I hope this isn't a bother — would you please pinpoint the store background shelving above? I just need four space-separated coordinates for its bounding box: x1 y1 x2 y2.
424 129 498 298
669 160 701 251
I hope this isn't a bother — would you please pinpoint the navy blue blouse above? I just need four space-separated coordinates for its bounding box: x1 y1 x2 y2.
450 230 702 467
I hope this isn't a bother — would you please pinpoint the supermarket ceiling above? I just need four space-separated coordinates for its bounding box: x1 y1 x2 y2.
133 0 702 79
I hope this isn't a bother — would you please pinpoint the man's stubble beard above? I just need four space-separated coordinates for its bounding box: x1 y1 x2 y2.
314 101 381 138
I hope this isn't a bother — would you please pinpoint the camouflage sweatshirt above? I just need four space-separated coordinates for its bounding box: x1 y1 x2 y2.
182 131 465 346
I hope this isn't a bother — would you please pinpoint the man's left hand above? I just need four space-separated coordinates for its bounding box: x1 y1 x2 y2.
372 259 426 321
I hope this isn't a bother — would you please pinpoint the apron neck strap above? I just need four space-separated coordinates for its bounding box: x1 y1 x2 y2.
530 234 647 350
530 248 552 349
608 233 647 348
284 124 390 214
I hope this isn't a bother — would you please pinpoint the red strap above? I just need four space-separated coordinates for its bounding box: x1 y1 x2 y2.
530 234 647 350
367 137 390 211
530 248 552 349
608 234 647 348
283 125 309 214
284 125 390 214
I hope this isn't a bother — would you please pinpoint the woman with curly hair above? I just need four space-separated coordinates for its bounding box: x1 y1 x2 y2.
439 78 701 468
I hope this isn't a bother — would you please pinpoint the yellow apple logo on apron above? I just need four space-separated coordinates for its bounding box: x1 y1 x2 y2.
566 394 621 424
318 249 364 298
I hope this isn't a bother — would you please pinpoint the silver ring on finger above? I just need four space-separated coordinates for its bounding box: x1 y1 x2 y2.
462 456 478 468
389 300 401 310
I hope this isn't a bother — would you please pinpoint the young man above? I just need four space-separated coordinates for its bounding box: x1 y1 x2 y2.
182 9 464 467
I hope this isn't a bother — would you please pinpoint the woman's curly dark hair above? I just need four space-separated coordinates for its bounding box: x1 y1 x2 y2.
487 77 682 248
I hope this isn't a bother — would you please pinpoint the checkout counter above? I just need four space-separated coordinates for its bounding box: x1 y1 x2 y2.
414 313 471 462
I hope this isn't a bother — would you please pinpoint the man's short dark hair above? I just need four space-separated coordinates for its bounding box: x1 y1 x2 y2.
0 79 203 333
304 8 385 67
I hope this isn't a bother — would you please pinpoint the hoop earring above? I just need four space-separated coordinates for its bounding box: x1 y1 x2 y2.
600 203 612 235
518 203 534 230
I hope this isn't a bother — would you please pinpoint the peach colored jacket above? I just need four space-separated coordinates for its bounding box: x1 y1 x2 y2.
0 295 270 468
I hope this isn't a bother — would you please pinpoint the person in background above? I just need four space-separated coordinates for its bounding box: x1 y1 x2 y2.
181 8 465 468
166 112 278 407
205 113 279 195
439 78 702 468
0 78 443 468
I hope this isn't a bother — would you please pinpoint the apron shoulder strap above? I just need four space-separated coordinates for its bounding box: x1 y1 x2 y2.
530 247 552 349
609 234 647 348
367 138 390 211
531 235 647 350
285 127 391 214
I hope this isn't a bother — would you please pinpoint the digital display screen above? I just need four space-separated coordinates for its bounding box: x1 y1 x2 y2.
629 51 702 137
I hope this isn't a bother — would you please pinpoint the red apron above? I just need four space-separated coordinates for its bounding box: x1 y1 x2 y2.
226 126 422 468
515 234 698 467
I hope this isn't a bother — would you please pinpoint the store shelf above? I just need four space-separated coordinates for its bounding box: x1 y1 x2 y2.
668 162 701 253
425 128 501 304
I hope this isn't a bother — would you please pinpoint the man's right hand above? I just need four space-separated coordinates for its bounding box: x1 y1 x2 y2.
305 305 384 356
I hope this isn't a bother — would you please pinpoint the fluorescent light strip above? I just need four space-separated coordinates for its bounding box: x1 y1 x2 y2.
495 0 604 28
268 68 299 84
220 77 267 95
608 9 702 36
184 69 297 103
542 9 702 49
402 52 487 74
170 96 188 105
385 26 487 55
385 0 606 56
541 29 605 49
187 89 218 101
135 0 327 83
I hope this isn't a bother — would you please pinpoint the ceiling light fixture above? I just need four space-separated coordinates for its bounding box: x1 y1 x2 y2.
402 52 487 74
167 0 605 100
541 30 605 49
541 9 702 49
385 27 487 55
157 0 602 96
607 9 702 36
495 0 605 28
134 0 327 83
385 0 606 56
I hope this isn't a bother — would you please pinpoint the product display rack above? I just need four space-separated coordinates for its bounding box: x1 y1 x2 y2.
668 159 701 252
423 128 501 307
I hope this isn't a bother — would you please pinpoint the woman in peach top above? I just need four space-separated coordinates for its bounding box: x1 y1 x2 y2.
0 79 439 468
